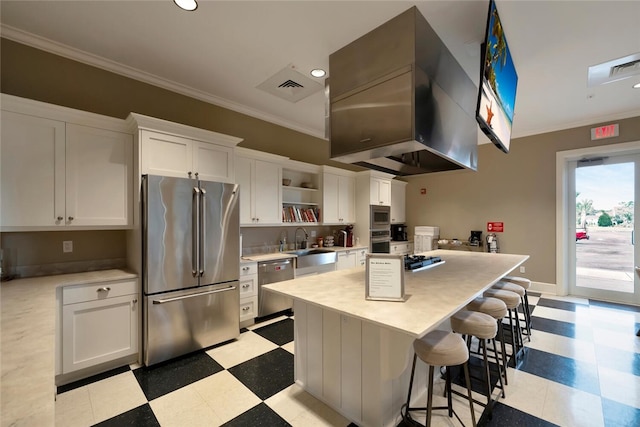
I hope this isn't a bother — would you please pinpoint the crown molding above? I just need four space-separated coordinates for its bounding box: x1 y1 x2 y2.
1 24 326 140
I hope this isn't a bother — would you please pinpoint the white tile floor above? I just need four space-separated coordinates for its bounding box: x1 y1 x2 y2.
54 294 640 427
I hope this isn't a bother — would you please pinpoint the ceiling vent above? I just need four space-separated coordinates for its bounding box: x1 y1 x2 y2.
257 64 323 103
588 52 640 86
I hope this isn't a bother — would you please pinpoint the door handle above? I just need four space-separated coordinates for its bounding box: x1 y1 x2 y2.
152 285 236 304
192 187 201 277
199 187 206 276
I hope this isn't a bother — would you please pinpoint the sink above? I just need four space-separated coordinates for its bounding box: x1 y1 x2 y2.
286 248 337 269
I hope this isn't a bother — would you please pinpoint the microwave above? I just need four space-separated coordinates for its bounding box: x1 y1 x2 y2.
370 205 391 229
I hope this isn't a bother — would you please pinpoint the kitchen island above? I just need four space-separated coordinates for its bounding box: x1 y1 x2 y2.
264 250 528 427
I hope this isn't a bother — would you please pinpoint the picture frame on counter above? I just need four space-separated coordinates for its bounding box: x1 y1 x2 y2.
365 254 405 302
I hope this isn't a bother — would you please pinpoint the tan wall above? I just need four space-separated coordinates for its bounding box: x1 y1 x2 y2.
2 38 640 282
405 118 640 284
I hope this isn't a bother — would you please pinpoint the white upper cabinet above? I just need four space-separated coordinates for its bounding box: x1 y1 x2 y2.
130 113 240 184
390 180 407 224
370 177 392 206
1 96 133 230
322 167 356 224
65 124 133 227
235 148 285 225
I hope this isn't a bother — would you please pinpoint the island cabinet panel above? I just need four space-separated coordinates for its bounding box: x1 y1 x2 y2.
341 315 362 422
306 304 324 397
322 311 342 408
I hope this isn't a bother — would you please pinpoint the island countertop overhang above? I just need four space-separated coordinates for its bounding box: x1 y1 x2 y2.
263 250 529 338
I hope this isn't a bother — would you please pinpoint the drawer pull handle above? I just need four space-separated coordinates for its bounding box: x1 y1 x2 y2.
242 306 250 311
97 287 111 292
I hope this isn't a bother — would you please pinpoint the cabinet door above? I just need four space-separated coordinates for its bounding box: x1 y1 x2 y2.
192 141 234 183
322 173 340 223
66 124 133 227
337 251 357 270
141 131 193 178
235 156 255 224
338 175 356 223
253 160 282 224
1 111 66 228
390 182 406 224
62 294 138 373
370 178 391 206
323 173 355 224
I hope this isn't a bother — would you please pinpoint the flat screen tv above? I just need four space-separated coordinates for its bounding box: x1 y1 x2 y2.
476 0 518 154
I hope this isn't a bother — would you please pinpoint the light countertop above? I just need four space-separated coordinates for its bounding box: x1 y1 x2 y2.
241 245 368 262
264 250 528 338
0 269 137 427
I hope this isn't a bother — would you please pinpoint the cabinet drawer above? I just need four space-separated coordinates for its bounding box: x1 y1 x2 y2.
240 262 257 276
63 279 138 305
239 274 257 298
239 296 258 322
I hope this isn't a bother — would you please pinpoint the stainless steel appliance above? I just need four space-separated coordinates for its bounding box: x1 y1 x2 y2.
370 205 391 229
258 258 295 317
142 175 240 366
391 224 408 241
370 229 391 253
328 7 477 176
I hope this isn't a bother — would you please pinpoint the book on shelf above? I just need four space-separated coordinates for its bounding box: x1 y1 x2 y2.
282 206 320 223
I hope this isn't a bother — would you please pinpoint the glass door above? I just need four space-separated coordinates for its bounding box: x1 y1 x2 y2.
568 154 639 304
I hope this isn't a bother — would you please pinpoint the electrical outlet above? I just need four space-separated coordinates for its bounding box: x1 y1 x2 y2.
63 241 73 253
519 266 525 273
310 230 317 237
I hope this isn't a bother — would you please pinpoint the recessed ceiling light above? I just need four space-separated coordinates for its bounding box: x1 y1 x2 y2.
174 0 197 11
310 69 326 78
633 82 640 89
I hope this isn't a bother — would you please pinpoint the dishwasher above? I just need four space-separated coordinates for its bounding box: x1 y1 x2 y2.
258 258 294 317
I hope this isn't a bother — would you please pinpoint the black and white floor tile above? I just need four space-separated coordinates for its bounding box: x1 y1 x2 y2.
55 294 640 427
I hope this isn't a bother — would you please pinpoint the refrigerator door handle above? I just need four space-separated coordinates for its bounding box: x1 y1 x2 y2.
151 285 236 304
199 187 207 277
192 187 201 277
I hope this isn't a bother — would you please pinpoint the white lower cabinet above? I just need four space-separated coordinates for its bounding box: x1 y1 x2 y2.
356 248 368 266
240 261 258 324
390 242 413 256
61 279 138 374
336 250 358 271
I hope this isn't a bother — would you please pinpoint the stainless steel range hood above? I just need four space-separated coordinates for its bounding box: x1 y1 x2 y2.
328 6 478 175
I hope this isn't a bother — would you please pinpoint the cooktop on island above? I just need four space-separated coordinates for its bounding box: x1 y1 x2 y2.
404 255 443 271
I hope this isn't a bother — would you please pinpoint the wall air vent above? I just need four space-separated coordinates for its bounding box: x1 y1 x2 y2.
588 52 640 86
257 64 323 103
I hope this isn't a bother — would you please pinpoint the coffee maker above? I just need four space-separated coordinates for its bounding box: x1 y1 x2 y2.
391 224 408 241
469 230 482 246
338 225 354 247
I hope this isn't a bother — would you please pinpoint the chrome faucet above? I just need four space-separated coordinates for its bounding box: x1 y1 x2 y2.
295 227 308 250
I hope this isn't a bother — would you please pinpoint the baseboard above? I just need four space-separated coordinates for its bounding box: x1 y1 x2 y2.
530 281 557 295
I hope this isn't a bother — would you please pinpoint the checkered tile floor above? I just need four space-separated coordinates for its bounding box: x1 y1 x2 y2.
56 294 640 427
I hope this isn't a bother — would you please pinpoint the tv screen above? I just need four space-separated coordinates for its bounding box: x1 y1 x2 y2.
476 0 518 153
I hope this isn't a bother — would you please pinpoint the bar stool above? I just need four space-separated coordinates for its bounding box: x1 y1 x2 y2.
500 276 533 338
492 280 530 341
403 330 476 427
483 288 523 365
465 297 509 385
450 310 505 409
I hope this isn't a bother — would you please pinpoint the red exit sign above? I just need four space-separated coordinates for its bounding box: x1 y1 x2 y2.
591 124 619 140
487 222 504 232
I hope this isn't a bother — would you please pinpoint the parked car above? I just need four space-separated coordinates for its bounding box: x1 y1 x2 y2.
576 228 589 241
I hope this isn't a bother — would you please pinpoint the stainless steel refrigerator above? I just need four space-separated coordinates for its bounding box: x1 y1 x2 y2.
142 174 240 366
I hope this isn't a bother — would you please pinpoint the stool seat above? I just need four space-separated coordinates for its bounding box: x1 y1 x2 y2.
451 310 497 340
493 281 526 297
483 288 520 309
467 297 508 319
502 276 531 289
414 330 469 367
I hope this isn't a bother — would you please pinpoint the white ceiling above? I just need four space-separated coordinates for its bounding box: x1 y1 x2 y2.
2 0 640 142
